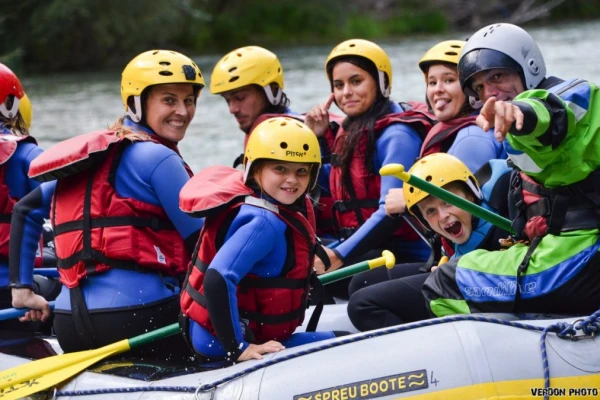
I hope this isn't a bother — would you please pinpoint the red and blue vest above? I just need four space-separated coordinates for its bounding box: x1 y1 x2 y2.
28 130 191 288
179 166 316 343
0 134 39 260
328 102 434 238
420 115 478 157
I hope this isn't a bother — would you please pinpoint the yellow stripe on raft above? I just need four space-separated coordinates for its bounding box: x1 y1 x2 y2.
396 374 600 399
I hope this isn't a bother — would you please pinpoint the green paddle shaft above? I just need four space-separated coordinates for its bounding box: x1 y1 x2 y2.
0 250 396 399
128 322 180 349
132 251 395 346
380 164 515 234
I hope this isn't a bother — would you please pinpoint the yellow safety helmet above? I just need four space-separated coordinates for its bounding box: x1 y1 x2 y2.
244 117 321 190
19 93 32 130
404 153 482 226
210 46 284 105
325 39 392 97
121 50 205 122
418 40 465 77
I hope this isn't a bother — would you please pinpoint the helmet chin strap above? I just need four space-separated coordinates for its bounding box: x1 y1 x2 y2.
263 85 283 106
125 96 143 123
465 179 483 201
377 70 390 98
0 97 20 120
243 160 253 183
469 96 483 109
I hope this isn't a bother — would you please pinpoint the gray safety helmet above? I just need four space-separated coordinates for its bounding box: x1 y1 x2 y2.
458 23 546 97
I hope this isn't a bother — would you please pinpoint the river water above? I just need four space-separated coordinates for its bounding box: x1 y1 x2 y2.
20 20 600 172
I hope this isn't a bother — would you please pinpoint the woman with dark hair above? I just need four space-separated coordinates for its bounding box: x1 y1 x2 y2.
305 39 433 300
353 41 510 295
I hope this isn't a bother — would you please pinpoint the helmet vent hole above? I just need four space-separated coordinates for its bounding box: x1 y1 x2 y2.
349 44 356 47
303 144 309 151
229 76 239 83
236 52 243 57
278 67 281 73
228 67 237 73
159 71 173 76
280 142 288 149
159 61 171 66
451 45 461 49
425 175 433 182
445 51 458 56
409 187 415 193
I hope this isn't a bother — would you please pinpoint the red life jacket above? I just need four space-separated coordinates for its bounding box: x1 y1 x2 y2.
508 170 600 241
0 135 39 260
180 166 316 344
28 130 191 289
420 115 478 157
329 102 434 238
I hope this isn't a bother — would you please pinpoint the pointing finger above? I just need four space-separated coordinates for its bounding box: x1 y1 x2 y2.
480 96 497 122
325 93 335 110
476 114 490 132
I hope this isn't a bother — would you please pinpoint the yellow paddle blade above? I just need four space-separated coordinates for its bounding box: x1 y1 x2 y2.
0 339 130 400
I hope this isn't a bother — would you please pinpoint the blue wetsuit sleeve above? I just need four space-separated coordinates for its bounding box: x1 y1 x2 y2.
148 153 204 240
5 142 43 198
202 210 277 359
334 124 422 260
447 125 507 173
9 181 55 288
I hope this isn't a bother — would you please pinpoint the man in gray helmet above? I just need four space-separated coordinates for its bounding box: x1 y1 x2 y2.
422 23 600 318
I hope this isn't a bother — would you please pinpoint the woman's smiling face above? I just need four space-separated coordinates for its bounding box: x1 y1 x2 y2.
145 83 196 142
331 61 377 117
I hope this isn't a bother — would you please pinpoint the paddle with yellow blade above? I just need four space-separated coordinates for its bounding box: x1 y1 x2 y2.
0 250 395 399
380 163 515 235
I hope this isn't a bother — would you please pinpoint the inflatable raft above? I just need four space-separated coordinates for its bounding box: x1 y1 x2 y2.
0 305 598 399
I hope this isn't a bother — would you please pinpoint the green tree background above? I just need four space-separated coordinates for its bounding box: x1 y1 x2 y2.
1 0 598 73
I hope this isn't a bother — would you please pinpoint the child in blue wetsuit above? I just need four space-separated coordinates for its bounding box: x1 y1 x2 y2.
0 63 61 331
348 153 512 331
305 39 434 301
180 117 340 362
9 50 204 357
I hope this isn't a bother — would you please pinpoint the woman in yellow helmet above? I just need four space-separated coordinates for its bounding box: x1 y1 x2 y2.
385 40 508 220
179 117 343 362
365 40 509 295
347 153 512 331
417 40 507 171
0 65 61 332
10 50 205 358
305 39 434 301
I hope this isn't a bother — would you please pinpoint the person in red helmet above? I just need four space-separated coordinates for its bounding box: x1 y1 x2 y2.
0 63 60 332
